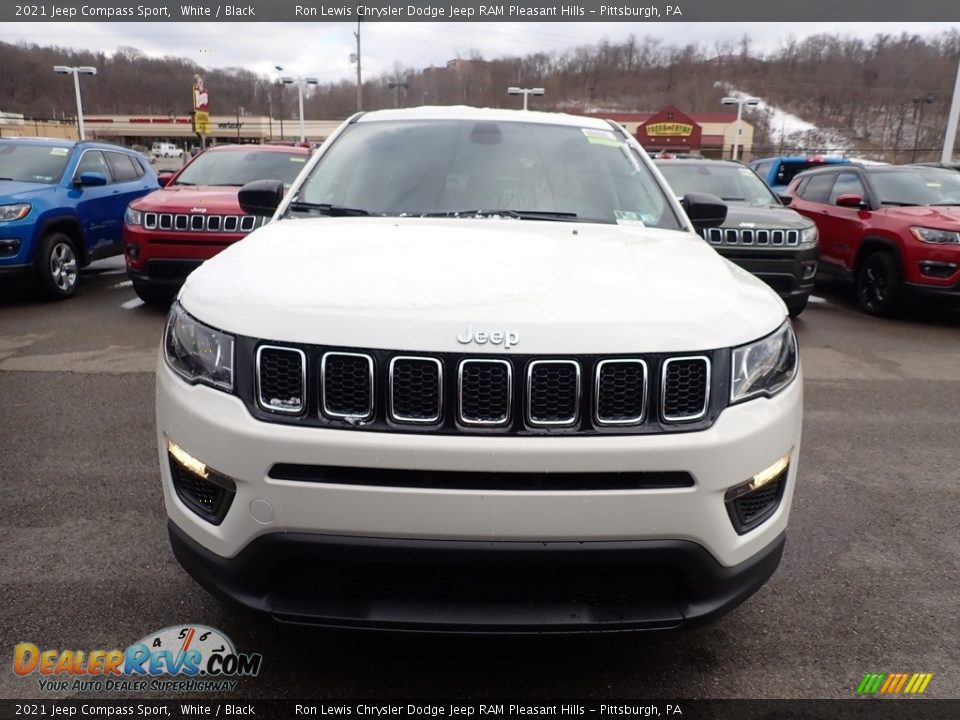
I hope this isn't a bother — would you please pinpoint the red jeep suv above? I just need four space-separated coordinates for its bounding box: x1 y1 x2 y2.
786 165 960 315
123 143 309 303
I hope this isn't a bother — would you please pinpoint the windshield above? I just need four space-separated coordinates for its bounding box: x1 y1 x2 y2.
291 119 682 229
870 168 960 206
657 163 779 204
0 143 71 184
173 149 307 187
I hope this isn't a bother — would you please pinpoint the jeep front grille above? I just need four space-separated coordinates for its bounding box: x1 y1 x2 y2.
141 212 267 234
661 357 710 422
252 344 719 435
703 227 799 246
458 359 512 427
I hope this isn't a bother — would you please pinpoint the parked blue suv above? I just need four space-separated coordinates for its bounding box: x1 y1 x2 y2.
0 138 158 299
749 155 853 194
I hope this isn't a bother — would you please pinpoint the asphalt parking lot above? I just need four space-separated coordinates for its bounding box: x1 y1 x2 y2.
1 261 958 700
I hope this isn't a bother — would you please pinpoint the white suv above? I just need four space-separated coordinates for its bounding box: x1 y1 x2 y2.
151 141 183 159
157 107 802 632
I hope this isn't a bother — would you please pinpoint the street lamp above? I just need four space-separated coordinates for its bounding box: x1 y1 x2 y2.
280 74 319 144
721 95 760 162
388 80 409 108
911 94 934 163
53 65 97 140
274 65 285 140
507 86 544 111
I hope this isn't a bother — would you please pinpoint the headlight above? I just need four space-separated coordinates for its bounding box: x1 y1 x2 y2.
124 207 142 225
0 203 31 222
799 224 818 246
730 322 798 404
910 226 960 245
164 302 234 392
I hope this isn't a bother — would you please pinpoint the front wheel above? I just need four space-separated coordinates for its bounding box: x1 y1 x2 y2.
37 232 80 300
133 281 175 306
786 296 809 318
855 251 903 316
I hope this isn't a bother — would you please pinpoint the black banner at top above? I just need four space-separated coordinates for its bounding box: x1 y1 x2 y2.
2 0 959 22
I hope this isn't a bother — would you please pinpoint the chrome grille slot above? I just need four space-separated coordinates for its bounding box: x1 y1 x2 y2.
321 352 374 421
206 215 221 231
526 360 580 427
158 213 173 230
256 346 306 414
240 215 256 232
661 356 710 423
595 359 647 426
771 230 785 245
223 216 239 232
389 356 442 424
786 229 799 246
458 359 512 427
740 229 754 245
756 230 769 245
174 214 189 230
190 214 205 231
143 212 158 229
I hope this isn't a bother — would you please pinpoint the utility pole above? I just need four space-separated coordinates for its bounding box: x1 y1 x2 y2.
353 19 362 112
942 58 960 163
911 95 934 163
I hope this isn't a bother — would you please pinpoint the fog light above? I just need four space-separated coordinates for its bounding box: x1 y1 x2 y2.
919 260 958 279
166 437 236 525
724 451 791 534
801 260 818 280
126 243 140 261
0 238 21 257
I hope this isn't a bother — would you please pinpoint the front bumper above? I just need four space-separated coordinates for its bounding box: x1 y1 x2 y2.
905 280 960 306
718 246 817 303
169 520 786 632
157 354 803 629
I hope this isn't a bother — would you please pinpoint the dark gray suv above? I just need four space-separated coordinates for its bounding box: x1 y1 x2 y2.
656 158 819 316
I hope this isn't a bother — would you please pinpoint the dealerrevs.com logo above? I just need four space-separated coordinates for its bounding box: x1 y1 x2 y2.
13 625 262 692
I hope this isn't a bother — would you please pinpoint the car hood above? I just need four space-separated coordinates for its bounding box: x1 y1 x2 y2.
131 186 242 213
880 205 960 226
722 203 813 229
179 217 786 354
0 181 59 202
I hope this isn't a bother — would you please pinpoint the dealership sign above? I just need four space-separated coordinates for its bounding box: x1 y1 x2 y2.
637 106 702 148
646 122 695 137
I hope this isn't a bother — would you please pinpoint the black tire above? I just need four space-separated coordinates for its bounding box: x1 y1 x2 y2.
36 232 80 300
855 251 903 316
133 281 175 306
786 296 809 318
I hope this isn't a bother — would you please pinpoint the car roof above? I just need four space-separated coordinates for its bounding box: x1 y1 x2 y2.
751 155 850 164
356 105 617 131
0 136 76 147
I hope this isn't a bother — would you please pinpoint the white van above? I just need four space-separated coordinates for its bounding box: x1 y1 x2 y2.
151 142 183 159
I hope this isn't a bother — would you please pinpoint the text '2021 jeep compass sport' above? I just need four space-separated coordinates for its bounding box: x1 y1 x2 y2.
157 107 803 632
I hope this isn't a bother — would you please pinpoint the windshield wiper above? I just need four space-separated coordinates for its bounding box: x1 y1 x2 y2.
721 197 747 201
0 177 14 181
288 201 371 216
419 209 579 221
171 181 196 186
880 201 919 206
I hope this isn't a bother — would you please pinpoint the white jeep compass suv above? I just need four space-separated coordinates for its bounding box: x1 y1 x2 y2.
157 107 802 632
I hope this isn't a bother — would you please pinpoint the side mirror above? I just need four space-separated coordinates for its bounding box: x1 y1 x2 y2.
778 194 794 206
680 192 727 230
75 171 107 187
238 179 285 216
157 172 176 188
836 193 868 209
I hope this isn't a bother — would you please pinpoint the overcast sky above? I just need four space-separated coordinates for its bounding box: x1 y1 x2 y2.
1 22 955 82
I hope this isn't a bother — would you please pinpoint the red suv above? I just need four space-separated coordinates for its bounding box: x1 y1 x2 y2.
123 143 309 303
786 165 960 315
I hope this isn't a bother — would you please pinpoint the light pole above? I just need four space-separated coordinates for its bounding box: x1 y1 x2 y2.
721 95 760 162
911 95 934 163
275 65 285 140
280 75 319 144
53 65 97 140
507 86 544 111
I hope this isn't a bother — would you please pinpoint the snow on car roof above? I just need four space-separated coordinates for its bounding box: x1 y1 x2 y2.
356 105 616 130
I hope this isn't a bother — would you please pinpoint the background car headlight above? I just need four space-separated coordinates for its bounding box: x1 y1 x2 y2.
0 203 31 222
910 226 960 244
731 322 798 404
124 207 142 225
800 224 819 246
164 302 234 392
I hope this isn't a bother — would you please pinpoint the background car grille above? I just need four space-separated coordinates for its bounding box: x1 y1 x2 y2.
661 357 710 422
703 227 800 246
142 212 267 234
257 347 305 414
251 343 721 435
